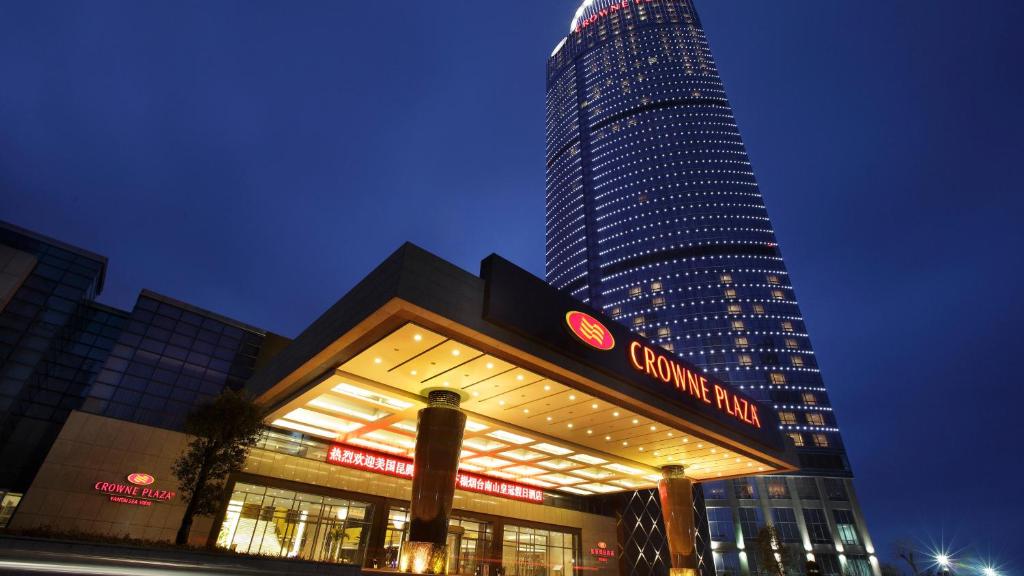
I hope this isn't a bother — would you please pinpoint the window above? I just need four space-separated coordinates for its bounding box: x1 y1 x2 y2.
661 342 674 352
728 303 742 315
767 275 781 285
720 274 733 284
795 478 820 500
724 288 737 299
610 307 621 318
803 508 832 544
785 338 799 349
633 316 645 327
812 434 829 448
707 507 735 541
847 556 873 576
765 478 790 499
714 552 741 576
651 281 663 292
802 392 817 405
735 337 749 347
771 290 785 300
817 554 842 576
652 296 666 307
770 508 801 543
0 492 22 528
657 326 672 338
502 524 575 576
770 372 786 385
731 320 745 331
752 304 765 315
790 355 804 367
806 413 825 426
781 321 794 332
629 286 642 297
824 479 848 501
733 478 758 499
738 507 763 539
778 411 797 425
833 509 860 546
702 480 728 500
738 354 753 366
788 433 804 446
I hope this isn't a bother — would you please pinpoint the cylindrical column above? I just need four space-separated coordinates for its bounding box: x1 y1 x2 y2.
399 389 467 574
658 465 699 576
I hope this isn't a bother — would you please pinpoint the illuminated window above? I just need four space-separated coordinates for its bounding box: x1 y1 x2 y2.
731 320 744 331
651 281 663 292
652 296 666 307
633 316 645 327
734 337 748 347
727 304 742 315
785 338 799 349
802 392 817 405
778 411 797 425
781 321 794 332
765 477 789 499
806 413 825 426
733 478 758 500
767 275 781 285
790 355 804 367
788 432 804 446
724 288 737 299
630 286 642 297
657 326 671 338
771 290 785 300
833 509 860 546
752 304 765 315
610 307 621 318
812 433 830 447
770 372 786 385
738 354 752 366
661 342 674 352
720 273 733 284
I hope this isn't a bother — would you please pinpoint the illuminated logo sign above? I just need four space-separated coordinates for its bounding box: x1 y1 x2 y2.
93 473 175 507
565 311 615 351
126 472 155 486
573 0 659 33
628 341 761 429
590 541 615 562
326 444 544 503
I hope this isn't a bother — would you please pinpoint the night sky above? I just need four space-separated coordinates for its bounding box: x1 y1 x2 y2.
2 0 1022 570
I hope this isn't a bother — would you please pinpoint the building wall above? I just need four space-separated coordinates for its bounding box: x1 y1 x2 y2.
545 2 876 575
13 410 620 575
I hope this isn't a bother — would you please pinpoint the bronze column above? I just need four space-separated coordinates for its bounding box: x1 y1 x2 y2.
658 465 699 576
399 389 467 574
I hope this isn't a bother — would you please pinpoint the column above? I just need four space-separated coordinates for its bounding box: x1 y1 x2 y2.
399 389 467 574
659 465 699 576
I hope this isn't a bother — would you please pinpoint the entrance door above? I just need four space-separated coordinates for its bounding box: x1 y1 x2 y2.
447 526 465 574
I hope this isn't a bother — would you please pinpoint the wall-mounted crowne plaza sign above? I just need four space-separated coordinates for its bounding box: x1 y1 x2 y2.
565 311 615 351
93 472 176 507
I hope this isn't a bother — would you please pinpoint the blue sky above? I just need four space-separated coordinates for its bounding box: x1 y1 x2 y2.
2 0 1022 570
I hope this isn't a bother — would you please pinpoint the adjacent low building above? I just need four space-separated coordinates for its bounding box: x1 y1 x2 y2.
4 225 798 576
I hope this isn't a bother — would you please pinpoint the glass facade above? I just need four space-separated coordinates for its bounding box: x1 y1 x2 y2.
545 1 876 574
0 223 121 492
81 290 272 430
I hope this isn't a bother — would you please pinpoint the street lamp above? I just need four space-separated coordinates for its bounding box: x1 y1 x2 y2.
981 567 997 576
935 553 952 576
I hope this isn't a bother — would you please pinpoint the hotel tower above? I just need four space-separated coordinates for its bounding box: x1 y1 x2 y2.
545 2 878 576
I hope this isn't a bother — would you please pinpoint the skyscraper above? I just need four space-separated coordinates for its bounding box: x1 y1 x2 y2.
545 2 878 576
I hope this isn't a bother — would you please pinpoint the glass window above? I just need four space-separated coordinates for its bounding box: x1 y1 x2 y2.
731 320 745 331
778 412 797 425
806 413 825 426
502 524 575 576
738 507 763 539
765 478 790 499
772 290 785 300
824 479 848 501
785 338 799 349
752 304 765 315
738 354 753 366
707 507 734 542
833 510 859 546
767 275 781 285
770 372 786 385
795 478 820 500
720 274 733 284
630 286 642 297
651 281 663 292
0 492 23 528
847 556 873 576
724 288 737 299
728 304 742 315
714 552 741 576
802 392 817 405
652 296 666 307
702 480 728 500
781 321 794 332
770 508 801 543
658 326 672 337
812 434 829 448
817 553 842 576
802 508 832 544
735 337 749 347
216 482 372 563
733 478 758 499
791 355 804 367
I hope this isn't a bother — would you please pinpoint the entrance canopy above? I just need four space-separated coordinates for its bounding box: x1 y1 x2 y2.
249 244 796 496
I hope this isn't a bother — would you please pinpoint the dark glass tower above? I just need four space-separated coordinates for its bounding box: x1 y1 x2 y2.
545 2 877 576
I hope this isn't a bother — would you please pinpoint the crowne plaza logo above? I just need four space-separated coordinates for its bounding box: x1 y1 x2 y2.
565 311 615 351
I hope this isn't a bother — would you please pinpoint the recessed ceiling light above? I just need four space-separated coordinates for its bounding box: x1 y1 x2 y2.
498 400 506 406
649 425 656 431
374 358 382 364
632 419 639 425
410 370 417 376
413 334 422 342
613 411 620 417
452 349 461 356
622 441 629 446
668 432 674 437
486 362 494 369
586 429 593 435
471 391 479 397
697 443 704 448
516 374 524 381
569 395 576 400
523 408 530 414
543 385 551 391
638 447 645 451
591 403 599 409
605 435 611 441
546 416 553 422
711 448 717 453
567 423 574 429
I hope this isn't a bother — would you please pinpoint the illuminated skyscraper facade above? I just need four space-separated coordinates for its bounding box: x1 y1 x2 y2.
545 2 878 576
